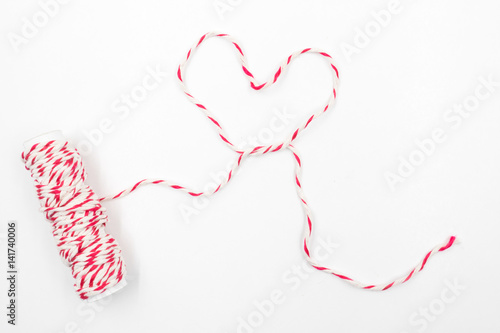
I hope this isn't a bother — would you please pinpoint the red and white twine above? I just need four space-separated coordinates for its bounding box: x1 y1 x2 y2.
22 141 126 300
23 32 456 300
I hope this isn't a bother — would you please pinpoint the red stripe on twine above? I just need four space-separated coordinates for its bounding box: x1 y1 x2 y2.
382 282 395 291
332 273 352 281
295 176 301 187
312 265 328 271
250 82 265 90
252 146 263 154
273 67 282 83
439 236 456 251
331 64 339 78
332 273 353 281
131 180 146 192
242 66 254 78
293 152 301 166
233 42 244 56
304 115 314 128
419 251 432 271
207 116 221 128
271 144 283 152
197 34 207 46
403 269 415 283
219 134 233 145
304 240 310 256
177 66 182 81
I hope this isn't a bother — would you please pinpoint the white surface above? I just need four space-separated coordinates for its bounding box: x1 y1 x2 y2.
23 130 63 149
1 0 500 332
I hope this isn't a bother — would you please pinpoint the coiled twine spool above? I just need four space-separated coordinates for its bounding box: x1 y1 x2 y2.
23 131 126 302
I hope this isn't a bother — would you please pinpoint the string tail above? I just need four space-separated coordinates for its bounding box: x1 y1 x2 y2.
289 144 457 291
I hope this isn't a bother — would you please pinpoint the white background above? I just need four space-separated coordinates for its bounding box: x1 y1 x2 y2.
1 0 500 332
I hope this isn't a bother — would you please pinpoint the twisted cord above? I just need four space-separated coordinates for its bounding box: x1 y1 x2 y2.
24 33 456 297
